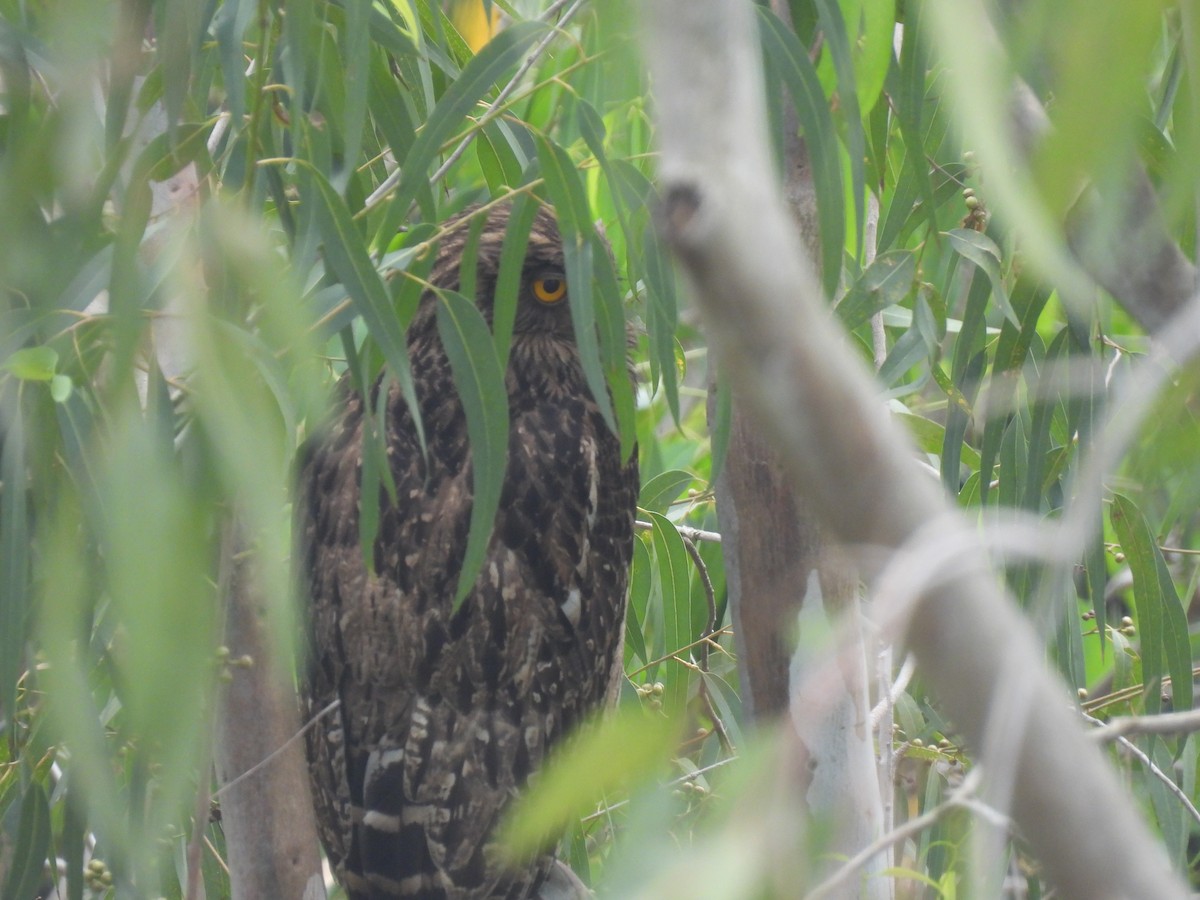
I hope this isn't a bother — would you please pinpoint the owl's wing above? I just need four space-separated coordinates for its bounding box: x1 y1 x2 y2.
302 380 636 899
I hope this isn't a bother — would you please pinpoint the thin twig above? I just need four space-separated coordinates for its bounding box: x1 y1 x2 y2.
213 699 340 800
1083 712 1200 829
362 0 583 214
635 519 722 543
807 769 987 900
1089 707 1200 742
626 626 733 678
870 653 916 730
579 755 740 824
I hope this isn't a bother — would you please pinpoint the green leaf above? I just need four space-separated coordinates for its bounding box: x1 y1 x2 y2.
492 192 537 369
649 512 697 716
436 291 509 611
758 8 845 296
387 20 545 216
1 781 51 900
3 346 57 381
945 229 1017 325
143 122 213 183
813 0 865 261
626 536 652 667
338 0 372 190
499 707 680 861
895 412 980 469
639 470 696 515
1110 494 1192 713
535 135 617 433
50 373 73 403
307 164 427 452
476 122 524 193
835 249 917 330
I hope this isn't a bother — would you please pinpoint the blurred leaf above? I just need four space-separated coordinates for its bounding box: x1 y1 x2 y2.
0 400 28 724
1 780 50 900
437 290 509 611
143 122 212 182
1110 494 1192 713
896 412 980 469
499 707 680 860
3 346 57 380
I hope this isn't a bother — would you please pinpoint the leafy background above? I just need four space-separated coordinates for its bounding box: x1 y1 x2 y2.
2 0 1199 896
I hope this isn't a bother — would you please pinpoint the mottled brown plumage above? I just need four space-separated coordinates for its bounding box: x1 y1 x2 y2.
298 205 638 899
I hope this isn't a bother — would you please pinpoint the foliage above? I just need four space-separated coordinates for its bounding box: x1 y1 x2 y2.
1 0 1199 896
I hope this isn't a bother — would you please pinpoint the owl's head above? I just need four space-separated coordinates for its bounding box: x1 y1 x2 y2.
419 203 576 342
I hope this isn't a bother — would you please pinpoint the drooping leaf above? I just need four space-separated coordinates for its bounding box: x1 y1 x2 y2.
499 707 680 860
437 290 509 610
945 228 1017 325
835 249 917 330
1 780 51 900
308 164 427 452
536 134 618 433
1110 493 1192 713
758 8 845 297
649 512 698 717
386 21 545 217
2 346 57 381
639 470 696 516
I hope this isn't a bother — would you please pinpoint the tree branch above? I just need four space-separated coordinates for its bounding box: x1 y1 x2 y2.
1008 81 1197 334
641 3 1188 897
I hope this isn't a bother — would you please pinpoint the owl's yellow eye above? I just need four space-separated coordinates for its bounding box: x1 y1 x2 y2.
532 275 567 304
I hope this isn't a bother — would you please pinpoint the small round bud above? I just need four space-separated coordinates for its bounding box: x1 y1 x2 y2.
962 187 975 198
1121 616 1134 628
963 150 976 162
911 738 924 748
1077 687 1088 700
965 196 980 210
652 682 664 696
1114 552 1126 563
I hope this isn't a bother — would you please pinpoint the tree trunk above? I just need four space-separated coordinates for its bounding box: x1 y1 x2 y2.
213 524 327 900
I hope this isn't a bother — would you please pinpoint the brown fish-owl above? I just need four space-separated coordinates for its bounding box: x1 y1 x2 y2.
298 204 639 898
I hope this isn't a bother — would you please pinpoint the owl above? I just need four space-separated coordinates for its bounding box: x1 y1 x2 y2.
298 203 639 898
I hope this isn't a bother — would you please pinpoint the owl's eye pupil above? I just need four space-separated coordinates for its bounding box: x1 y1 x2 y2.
532 276 567 304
